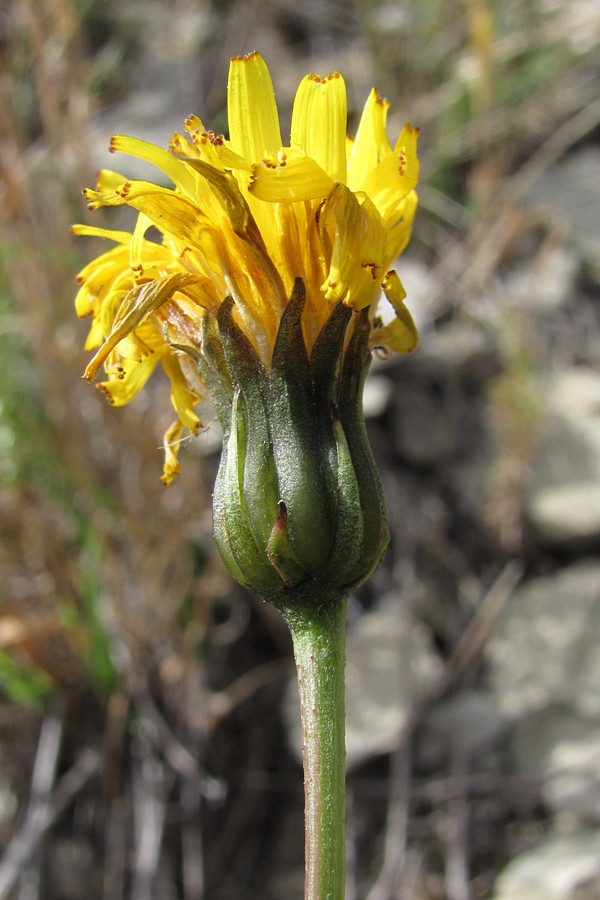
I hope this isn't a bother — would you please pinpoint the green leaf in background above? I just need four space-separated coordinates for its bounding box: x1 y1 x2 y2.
0 649 54 706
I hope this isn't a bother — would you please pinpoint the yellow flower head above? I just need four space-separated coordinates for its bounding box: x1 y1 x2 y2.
74 52 419 482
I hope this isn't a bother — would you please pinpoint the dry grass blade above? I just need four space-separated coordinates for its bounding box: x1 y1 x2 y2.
131 732 168 900
0 739 100 899
510 95 600 198
365 733 412 900
433 560 524 699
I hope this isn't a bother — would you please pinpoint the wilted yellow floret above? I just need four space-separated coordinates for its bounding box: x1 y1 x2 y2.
73 51 420 482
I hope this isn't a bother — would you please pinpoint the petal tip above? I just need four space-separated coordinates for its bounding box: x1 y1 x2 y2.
230 49 261 63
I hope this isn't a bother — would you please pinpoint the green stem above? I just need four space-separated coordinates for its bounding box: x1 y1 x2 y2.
283 592 348 900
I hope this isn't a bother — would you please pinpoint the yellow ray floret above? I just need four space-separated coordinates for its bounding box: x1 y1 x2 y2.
73 52 420 481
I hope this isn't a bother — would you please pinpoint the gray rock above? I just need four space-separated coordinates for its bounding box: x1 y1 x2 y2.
512 708 600 818
492 830 600 900
391 380 460 465
89 0 212 176
523 147 600 279
526 367 600 549
425 690 507 757
505 244 578 312
394 257 437 331
528 484 600 548
363 374 394 418
484 560 600 719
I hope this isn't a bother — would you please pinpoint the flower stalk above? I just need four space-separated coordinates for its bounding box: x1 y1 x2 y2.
284 592 348 900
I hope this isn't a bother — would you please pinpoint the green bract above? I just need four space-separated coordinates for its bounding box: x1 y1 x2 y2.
200 278 389 608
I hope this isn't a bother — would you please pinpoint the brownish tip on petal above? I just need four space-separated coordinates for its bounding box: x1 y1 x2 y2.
97 384 116 403
307 71 342 84
230 50 260 62
360 262 379 280
247 166 259 193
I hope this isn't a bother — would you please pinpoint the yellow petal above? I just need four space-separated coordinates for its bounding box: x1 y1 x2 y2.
96 169 130 191
162 352 202 434
183 114 206 135
110 135 197 196
370 270 419 353
161 419 184 484
183 160 258 239
179 120 252 173
84 314 105 350
129 213 155 278
385 189 419 262
84 180 224 265
183 158 286 312
113 318 166 362
74 245 132 316
291 72 347 184
98 280 132 338
346 89 391 191
209 141 252 172
360 124 420 224
84 273 203 382
248 155 333 202
71 224 133 244
319 185 386 309
392 123 420 183
228 52 283 162
74 282 98 319
97 351 161 406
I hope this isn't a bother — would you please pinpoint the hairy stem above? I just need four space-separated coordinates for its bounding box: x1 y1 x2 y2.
283 593 347 900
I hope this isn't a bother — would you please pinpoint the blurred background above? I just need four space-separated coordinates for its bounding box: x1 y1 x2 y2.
1 0 600 897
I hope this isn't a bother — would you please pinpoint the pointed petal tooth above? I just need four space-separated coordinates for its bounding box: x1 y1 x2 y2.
360 123 420 225
346 88 391 191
